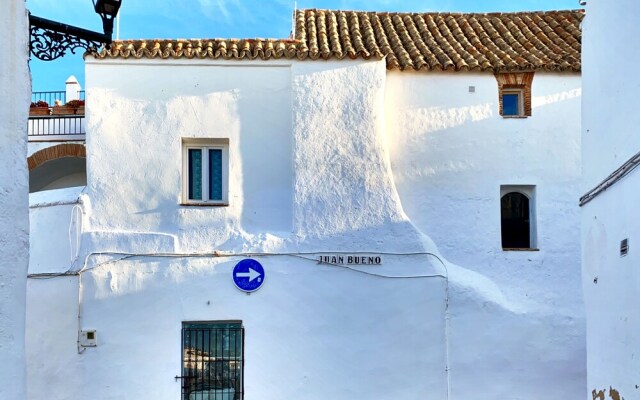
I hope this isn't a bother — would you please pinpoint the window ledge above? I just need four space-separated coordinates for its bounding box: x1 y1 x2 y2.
180 203 229 207
502 247 540 252
501 115 529 119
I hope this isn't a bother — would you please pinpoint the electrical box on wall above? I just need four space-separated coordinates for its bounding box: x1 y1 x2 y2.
80 330 97 347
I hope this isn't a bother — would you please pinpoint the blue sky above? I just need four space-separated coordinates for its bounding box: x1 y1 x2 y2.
27 0 582 92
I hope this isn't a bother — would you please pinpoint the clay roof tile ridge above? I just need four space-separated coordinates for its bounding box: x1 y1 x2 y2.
95 8 582 72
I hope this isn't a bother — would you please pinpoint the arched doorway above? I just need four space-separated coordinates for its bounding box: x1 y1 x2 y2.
28 144 86 193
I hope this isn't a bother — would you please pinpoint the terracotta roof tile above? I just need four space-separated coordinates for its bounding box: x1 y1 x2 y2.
94 9 583 72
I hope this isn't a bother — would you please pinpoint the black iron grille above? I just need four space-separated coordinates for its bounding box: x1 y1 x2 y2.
179 322 244 400
621 239 629 257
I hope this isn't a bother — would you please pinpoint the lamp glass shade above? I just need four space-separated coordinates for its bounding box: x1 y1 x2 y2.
93 0 122 17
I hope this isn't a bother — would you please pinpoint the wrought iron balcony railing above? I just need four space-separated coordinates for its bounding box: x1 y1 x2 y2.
31 90 85 105
28 115 85 140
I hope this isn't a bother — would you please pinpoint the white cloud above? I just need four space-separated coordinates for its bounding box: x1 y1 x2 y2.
195 0 257 24
295 0 437 12
199 0 229 21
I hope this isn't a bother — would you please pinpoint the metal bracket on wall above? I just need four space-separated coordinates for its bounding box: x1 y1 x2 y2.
29 14 109 61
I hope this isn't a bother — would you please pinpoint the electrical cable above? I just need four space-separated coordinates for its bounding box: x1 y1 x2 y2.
288 253 446 279
29 250 450 280
580 148 640 206
29 246 452 395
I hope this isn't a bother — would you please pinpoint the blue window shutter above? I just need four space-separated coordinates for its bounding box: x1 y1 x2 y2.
188 149 202 200
503 93 520 116
209 149 223 201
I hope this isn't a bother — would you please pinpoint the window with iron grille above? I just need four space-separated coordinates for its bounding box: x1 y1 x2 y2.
181 322 244 400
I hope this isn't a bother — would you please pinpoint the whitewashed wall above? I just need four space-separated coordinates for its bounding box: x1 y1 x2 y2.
26 57 585 399
385 71 584 399
26 188 83 400
0 1 30 399
582 1 640 398
85 61 296 243
29 187 84 275
26 59 449 400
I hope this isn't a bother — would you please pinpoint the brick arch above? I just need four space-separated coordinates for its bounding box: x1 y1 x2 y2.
28 143 86 171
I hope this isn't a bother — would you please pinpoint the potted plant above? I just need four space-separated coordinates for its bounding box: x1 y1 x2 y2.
52 99 76 115
29 100 50 116
66 99 85 115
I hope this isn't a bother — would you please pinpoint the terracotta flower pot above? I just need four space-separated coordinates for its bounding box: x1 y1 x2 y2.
29 107 50 116
52 106 76 115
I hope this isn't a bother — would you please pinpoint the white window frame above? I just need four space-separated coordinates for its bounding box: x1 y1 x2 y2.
182 138 229 205
500 185 537 250
502 88 524 117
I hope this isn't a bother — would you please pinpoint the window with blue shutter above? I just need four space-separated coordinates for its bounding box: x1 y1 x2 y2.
209 149 223 201
183 140 229 205
188 149 203 200
502 93 520 116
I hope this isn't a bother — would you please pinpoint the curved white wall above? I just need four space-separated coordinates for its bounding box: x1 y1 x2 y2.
385 71 585 399
0 2 30 399
26 59 449 400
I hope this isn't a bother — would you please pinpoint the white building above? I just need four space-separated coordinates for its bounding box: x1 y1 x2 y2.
27 9 585 400
581 2 640 399
28 75 86 193
1 1 30 399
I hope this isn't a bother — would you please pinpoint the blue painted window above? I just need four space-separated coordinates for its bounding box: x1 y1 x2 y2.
184 142 228 204
209 149 223 201
502 92 521 116
188 149 202 200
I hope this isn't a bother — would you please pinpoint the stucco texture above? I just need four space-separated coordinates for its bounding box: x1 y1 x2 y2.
25 56 585 400
0 1 30 399
385 71 585 398
582 1 640 398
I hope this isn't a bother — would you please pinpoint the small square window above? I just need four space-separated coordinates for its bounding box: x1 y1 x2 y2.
502 90 523 117
181 322 244 400
495 72 534 118
182 139 229 205
495 73 533 117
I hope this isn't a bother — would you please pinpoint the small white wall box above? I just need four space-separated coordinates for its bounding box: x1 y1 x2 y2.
80 330 97 347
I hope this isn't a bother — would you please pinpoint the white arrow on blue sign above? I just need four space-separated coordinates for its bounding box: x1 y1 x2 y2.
233 259 265 292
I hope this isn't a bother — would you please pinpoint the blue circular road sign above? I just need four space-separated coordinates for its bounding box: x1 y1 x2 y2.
232 259 265 292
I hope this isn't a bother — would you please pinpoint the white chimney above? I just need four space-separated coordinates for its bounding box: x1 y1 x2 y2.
65 75 82 102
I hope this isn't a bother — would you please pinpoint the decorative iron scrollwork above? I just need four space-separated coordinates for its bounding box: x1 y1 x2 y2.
29 15 110 61
30 25 100 61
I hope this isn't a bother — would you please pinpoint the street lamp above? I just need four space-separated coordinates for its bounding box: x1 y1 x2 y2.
29 0 123 61
93 0 122 38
